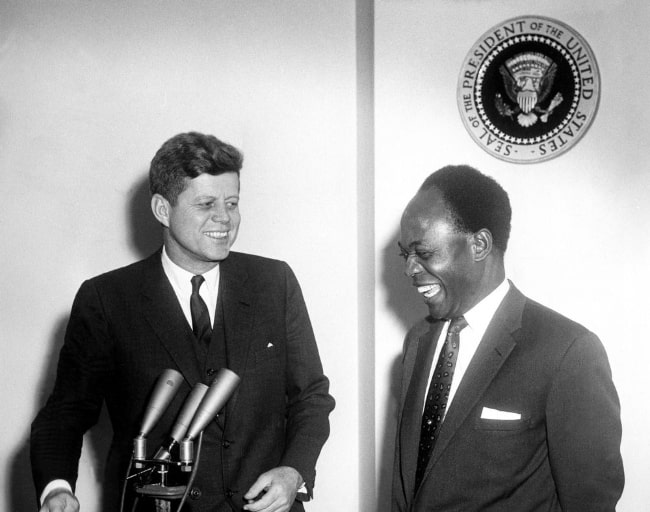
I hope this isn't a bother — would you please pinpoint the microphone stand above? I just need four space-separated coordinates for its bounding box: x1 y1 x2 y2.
175 432 203 511
120 432 205 512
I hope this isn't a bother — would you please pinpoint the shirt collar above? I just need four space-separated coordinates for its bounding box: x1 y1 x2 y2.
161 247 220 294
463 278 510 334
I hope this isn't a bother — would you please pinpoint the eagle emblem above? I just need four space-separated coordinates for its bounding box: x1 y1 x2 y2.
495 52 563 127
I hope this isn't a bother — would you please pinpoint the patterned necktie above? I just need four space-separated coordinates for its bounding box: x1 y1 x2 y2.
190 275 212 346
415 316 468 490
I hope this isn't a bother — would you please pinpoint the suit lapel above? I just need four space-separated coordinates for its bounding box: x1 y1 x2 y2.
426 285 526 471
399 320 445 500
140 251 204 386
218 254 255 419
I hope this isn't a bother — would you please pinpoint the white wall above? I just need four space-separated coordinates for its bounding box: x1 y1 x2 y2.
0 1 363 511
375 1 650 510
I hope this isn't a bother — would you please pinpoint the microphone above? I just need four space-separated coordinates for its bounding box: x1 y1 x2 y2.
133 369 184 465
185 368 240 440
180 368 240 466
138 369 185 436
153 382 209 461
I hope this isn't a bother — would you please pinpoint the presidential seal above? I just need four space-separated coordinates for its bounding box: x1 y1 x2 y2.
457 16 600 163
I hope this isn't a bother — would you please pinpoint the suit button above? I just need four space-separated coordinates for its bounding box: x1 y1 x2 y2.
207 368 217 376
225 489 235 498
222 440 231 448
189 487 202 500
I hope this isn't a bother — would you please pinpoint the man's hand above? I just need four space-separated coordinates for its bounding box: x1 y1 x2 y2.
243 466 303 512
39 489 80 512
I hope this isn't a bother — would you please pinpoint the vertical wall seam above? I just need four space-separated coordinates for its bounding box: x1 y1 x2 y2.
356 0 375 510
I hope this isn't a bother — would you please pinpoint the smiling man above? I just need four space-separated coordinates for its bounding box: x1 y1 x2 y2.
31 132 334 512
392 165 623 512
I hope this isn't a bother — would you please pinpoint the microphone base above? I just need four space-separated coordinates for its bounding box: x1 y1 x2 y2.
134 483 187 500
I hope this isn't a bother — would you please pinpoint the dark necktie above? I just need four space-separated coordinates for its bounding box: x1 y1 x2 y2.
415 316 468 490
190 275 212 346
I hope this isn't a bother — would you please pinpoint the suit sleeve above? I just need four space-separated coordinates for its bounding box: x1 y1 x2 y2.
277 262 335 496
30 280 113 499
545 332 624 511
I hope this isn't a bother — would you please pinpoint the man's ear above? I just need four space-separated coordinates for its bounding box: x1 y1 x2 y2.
151 194 171 228
472 229 493 262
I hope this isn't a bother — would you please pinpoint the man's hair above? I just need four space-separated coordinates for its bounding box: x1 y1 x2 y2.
419 165 512 252
149 132 244 204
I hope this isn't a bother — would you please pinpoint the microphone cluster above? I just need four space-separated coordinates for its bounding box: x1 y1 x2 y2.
126 368 240 509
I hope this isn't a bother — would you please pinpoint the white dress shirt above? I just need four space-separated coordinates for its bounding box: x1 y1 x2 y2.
160 247 220 329
423 279 510 415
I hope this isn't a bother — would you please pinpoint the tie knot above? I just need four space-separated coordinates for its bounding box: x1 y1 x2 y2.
448 316 468 335
191 274 205 293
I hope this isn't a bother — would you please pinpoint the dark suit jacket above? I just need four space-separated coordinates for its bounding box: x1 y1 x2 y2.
31 250 334 511
392 283 624 512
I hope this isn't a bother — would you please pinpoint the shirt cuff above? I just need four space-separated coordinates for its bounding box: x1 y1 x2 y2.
40 480 73 506
296 482 310 502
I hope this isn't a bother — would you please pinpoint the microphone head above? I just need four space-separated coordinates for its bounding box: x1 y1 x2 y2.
153 382 209 461
169 382 209 442
138 369 184 437
185 368 240 441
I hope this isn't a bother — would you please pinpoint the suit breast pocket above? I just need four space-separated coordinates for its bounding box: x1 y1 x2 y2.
253 343 282 365
249 344 284 383
474 417 530 431
467 414 545 484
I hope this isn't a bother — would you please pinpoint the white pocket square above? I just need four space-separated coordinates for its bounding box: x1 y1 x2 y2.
481 407 521 420
266 342 274 348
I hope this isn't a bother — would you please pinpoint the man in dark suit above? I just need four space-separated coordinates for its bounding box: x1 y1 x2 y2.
392 165 623 511
31 132 335 512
